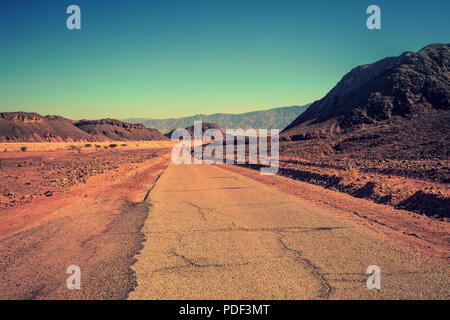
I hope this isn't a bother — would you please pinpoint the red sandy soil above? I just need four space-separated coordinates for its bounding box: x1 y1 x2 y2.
0 147 171 299
218 164 449 263
0 148 163 209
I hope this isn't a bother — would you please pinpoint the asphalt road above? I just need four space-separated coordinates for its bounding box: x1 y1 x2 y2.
129 163 449 300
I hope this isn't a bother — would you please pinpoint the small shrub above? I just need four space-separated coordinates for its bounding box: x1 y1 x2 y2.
341 165 360 180
20 146 27 152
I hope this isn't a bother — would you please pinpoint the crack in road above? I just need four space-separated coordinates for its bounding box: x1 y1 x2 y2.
183 201 209 221
277 236 332 299
170 250 251 270
229 220 333 299
149 253 253 276
160 220 335 300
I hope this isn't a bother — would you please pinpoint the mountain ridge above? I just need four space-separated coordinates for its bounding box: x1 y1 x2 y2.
282 43 449 139
124 105 309 134
0 112 168 142
74 118 168 141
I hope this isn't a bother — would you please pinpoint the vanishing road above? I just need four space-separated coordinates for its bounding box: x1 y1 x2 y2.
130 163 449 299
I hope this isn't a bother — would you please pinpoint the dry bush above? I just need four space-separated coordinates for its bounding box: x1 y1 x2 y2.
341 165 361 180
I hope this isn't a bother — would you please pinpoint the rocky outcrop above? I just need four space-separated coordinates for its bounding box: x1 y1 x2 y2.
0 112 168 142
0 112 93 142
165 122 224 139
75 119 168 141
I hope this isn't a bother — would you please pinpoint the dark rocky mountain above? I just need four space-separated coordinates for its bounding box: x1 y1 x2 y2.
0 112 167 142
125 105 309 134
74 119 168 141
282 44 450 139
0 112 92 142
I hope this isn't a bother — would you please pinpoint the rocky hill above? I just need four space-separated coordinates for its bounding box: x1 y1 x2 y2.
75 119 168 141
0 112 167 142
282 44 450 139
125 105 309 134
0 112 92 142
165 122 224 139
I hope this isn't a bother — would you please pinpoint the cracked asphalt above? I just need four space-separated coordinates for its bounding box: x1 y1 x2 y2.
129 163 449 299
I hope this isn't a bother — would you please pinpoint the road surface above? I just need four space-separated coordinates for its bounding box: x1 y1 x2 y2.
129 163 449 299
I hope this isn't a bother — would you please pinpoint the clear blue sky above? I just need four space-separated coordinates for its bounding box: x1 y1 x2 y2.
0 0 448 119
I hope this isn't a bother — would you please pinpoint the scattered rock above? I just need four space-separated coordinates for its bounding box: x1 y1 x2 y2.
44 191 53 197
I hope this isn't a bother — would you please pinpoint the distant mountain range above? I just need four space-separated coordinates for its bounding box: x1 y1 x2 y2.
124 105 309 134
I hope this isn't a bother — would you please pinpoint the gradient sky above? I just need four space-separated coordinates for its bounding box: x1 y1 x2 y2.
0 0 449 119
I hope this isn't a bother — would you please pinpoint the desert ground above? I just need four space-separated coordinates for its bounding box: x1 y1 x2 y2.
0 141 174 299
277 113 450 220
0 141 448 299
